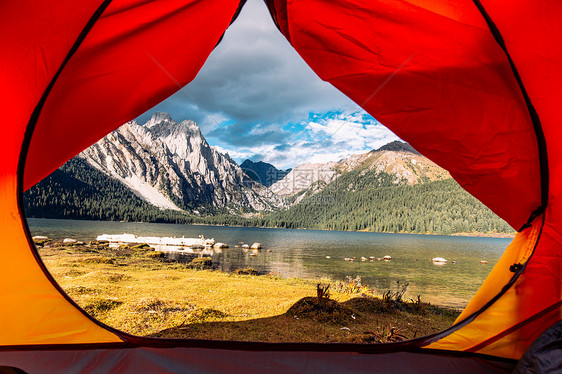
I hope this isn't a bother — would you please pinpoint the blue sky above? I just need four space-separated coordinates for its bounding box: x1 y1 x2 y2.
137 0 399 169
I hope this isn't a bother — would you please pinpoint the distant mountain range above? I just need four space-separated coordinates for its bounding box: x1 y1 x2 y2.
24 113 513 234
240 160 291 187
270 140 449 199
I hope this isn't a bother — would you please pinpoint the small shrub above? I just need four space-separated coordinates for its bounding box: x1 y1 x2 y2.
81 257 116 265
287 297 357 325
145 251 165 259
187 257 212 269
132 243 151 250
382 281 409 303
185 308 229 324
84 298 122 317
316 283 330 301
361 324 408 343
89 240 108 246
32 238 51 247
332 276 375 296
76 247 99 253
234 268 258 276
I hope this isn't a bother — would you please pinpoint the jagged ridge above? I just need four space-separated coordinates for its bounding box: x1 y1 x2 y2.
79 113 282 213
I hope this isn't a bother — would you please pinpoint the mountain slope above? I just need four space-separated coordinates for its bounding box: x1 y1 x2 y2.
261 178 513 234
79 113 281 214
271 141 450 201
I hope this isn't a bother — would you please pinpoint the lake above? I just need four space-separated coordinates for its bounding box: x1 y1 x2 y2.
27 218 512 309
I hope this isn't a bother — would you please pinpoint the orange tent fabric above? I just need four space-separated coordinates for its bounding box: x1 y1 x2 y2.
0 0 560 372
0 0 243 347
266 0 561 361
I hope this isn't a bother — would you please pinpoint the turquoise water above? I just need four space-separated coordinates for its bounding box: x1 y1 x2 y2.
27 218 511 308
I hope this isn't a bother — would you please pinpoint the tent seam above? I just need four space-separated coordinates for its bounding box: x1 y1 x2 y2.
471 0 549 228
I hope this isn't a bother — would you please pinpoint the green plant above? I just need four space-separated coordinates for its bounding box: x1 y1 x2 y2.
332 276 375 296
131 243 151 250
316 283 330 301
81 257 116 265
187 257 212 269
382 281 409 303
363 323 408 343
234 267 259 275
145 251 165 259
84 298 123 317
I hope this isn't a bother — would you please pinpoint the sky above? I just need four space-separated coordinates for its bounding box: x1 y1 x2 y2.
136 0 399 170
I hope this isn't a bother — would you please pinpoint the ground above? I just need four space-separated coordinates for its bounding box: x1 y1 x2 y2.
36 239 460 343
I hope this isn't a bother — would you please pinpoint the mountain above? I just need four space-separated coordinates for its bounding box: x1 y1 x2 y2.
269 162 338 197
78 113 281 214
376 140 419 154
24 157 190 223
240 160 290 187
259 141 512 234
270 141 450 200
260 178 513 234
24 123 512 235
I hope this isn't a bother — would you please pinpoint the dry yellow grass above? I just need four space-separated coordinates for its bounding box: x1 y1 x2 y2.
38 241 460 342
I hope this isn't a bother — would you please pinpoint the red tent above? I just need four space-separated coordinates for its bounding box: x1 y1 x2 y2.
0 0 559 372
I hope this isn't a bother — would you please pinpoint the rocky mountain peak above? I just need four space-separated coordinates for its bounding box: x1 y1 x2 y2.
375 140 419 154
145 112 173 128
79 113 282 213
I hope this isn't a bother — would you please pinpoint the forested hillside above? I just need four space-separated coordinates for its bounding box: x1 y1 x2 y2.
256 170 513 235
24 158 191 223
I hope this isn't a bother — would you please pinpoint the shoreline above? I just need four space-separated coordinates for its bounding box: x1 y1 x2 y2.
450 232 516 239
28 216 516 239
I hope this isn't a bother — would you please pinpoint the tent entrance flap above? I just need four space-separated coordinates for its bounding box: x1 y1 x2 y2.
1 0 560 371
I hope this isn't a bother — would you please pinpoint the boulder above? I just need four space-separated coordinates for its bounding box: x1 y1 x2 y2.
63 238 77 244
214 242 228 249
251 243 262 249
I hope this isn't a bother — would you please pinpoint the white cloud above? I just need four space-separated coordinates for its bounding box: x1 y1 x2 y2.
135 0 400 170
221 111 400 169
210 145 254 161
137 0 357 129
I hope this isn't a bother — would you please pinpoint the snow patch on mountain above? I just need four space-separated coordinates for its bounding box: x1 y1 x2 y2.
122 174 182 211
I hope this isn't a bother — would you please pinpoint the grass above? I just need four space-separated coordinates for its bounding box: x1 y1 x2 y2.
37 239 460 342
